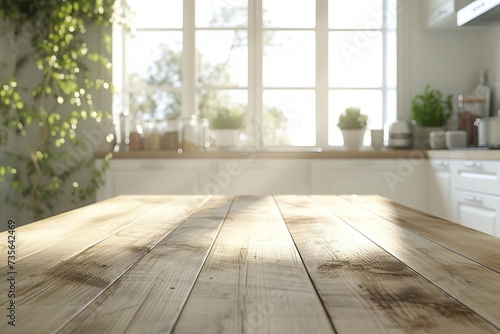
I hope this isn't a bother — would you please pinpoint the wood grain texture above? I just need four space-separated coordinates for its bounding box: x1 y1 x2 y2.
173 196 335 334
342 194 500 273
59 196 233 334
0 196 208 302
275 195 499 334
312 195 500 330
0 196 210 333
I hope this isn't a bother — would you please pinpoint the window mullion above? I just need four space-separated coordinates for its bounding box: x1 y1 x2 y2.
316 0 329 148
183 0 195 117
249 0 263 149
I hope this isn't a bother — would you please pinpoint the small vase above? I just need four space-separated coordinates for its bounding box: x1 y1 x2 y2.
341 128 366 151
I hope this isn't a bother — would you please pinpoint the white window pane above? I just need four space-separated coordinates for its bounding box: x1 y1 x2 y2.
196 0 248 28
329 0 383 29
197 89 247 119
329 31 382 88
263 90 315 146
263 0 315 28
126 32 182 86
387 31 397 88
197 30 248 87
329 90 382 146
263 31 315 87
129 0 183 28
129 88 181 120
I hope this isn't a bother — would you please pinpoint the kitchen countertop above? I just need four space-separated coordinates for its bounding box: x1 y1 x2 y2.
1 195 498 333
95 148 500 160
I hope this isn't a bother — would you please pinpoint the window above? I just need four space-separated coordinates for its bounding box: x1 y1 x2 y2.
113 0 396 149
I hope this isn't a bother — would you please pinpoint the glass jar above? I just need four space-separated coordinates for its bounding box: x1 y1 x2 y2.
128 116 143 150
199 117 210 150
143 118 161 151
162 117 180 150
182 115 199 151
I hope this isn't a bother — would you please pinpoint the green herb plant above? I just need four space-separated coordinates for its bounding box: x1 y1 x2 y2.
0 0 125 220
337 107 368 129
208 106 245 129
411 84 453 127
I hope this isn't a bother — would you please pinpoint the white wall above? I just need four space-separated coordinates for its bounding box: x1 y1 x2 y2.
397 0 499 122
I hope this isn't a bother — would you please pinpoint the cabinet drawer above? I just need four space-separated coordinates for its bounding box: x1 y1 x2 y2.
451 160 500 195
453 190 500 237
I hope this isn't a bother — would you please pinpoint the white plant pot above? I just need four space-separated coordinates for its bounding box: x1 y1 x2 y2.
212 129 240 147
341 129 366 151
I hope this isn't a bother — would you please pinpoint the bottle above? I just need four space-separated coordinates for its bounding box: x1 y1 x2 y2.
472 71 491 117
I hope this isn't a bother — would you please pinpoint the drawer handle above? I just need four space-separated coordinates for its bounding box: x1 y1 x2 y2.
464 195 482 203
463 162 482 168
435 161 449 167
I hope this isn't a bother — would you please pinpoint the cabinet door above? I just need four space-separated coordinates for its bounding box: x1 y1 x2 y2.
100 159 211 198
311 160 402 202
211 159 310 195
424 0 471 30
428 160 453 221
453 189 500 237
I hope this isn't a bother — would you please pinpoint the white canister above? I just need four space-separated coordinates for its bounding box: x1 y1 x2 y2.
445 130 468 148
429 130 446 149
487 116 500 147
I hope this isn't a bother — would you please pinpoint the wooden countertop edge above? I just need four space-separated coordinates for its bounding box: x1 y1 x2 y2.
94 149 500 160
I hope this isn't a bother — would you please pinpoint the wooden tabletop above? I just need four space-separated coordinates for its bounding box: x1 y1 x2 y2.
1 195 499 333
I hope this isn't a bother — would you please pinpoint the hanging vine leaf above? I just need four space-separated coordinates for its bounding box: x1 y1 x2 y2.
0 0 127 220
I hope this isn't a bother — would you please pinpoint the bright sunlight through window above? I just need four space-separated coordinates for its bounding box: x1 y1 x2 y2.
113 0 397 149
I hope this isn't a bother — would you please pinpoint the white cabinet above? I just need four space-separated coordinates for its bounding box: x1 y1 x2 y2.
212 159 310 195
424 0 472 29
427 160 453 220
310 159 426 211
453 189 500 236
96 159 211 201
450 159 500 237
96 159 310 199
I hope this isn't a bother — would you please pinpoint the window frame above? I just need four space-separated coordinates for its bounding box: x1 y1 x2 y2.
113 0 396 149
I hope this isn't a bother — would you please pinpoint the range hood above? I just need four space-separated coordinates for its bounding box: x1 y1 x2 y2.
457 0 500 26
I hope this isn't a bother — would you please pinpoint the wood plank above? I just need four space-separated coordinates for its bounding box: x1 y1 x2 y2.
312 195 500 330
342 194 500 273
58 196 233 334
0 196 210 333
0 195 187 267
0 196 207 294
275 195 499 334
173 196 335 334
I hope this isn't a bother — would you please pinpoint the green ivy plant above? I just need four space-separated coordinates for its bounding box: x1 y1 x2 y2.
0 0 124 220
411 84 453 127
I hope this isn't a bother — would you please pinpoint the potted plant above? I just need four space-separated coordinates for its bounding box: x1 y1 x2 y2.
337 107 368 150
208 106 245 147
411 84 453 149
